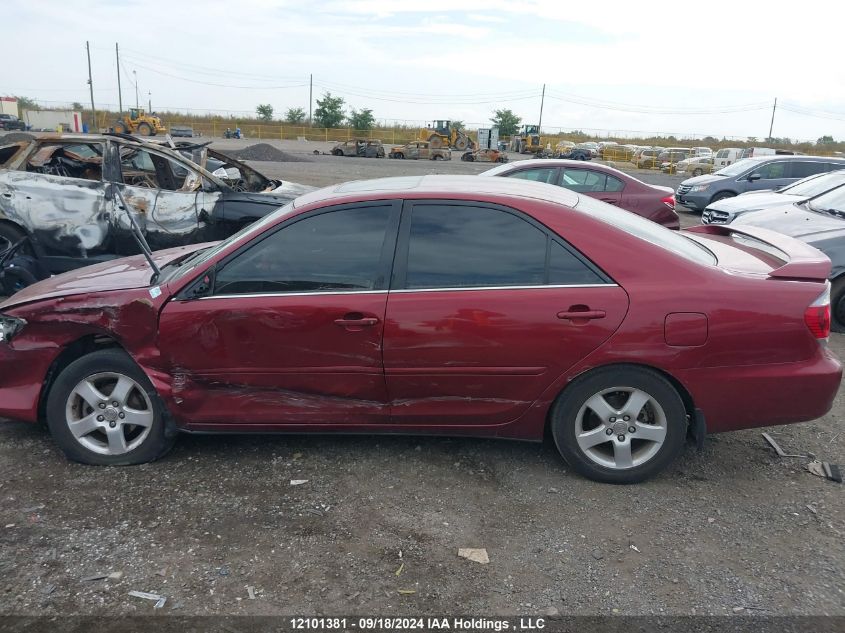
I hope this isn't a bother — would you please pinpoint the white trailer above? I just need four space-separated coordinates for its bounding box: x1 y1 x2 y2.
0 97 18 117
23 110 84 132
477 127 500 150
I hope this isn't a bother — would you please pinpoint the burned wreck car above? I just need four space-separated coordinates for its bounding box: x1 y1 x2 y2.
0 134 313 293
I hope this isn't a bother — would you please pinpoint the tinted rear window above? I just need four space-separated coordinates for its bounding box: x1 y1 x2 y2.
575 195 716 265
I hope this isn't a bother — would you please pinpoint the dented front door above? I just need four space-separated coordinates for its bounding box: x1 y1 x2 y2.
157 201 400 430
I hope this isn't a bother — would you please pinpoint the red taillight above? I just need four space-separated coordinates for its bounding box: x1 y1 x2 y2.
805 285 831 339
661 195 675 209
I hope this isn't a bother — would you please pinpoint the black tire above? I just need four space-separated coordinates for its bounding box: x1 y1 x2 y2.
831 278 845 333
550 365 687 484
332 149 343 156
692 168 703 176
46 349 176 466
710 191 735 204
113 122 127 134
136 122 153 137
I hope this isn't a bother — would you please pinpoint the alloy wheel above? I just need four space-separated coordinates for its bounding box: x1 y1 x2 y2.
574 387 667 469
64 372 154 456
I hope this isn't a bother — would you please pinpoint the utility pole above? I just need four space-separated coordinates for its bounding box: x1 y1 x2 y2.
86 41 96 133
133 70 139 109
115 43 123 113
309 73 313 124
768 97 777 140
148 91 152 113
538 83 546 132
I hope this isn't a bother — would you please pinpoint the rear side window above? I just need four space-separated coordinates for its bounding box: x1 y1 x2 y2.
575 195 716 266
789 161 828 179
402 204 607 289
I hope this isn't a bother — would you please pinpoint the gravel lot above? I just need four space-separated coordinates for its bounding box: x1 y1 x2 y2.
0 138 842 618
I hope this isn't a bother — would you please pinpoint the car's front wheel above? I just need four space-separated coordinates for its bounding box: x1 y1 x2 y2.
550 366 687 484
46 349 175 465
710 191 735 204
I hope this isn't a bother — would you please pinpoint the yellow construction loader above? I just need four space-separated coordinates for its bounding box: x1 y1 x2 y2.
113 108 166 137
510 124 543 154
419 120 475 151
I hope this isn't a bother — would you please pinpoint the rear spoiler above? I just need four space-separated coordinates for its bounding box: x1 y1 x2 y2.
686 224 831 281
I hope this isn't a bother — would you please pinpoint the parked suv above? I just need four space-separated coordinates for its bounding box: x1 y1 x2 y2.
675 155 845 211
657 148 692 164
635 147 665 168
0 114 26 131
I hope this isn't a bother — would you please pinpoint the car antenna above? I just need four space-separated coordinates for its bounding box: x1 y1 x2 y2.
108 183 161 279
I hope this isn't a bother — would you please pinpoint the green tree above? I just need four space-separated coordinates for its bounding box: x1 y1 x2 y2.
14 95 39 116
450 120 465 130
284 107 306 124
71 102 85 111
491 109 521 136
347 108 375 130
314 93 345 128
256 104 274 122
818 135 836 145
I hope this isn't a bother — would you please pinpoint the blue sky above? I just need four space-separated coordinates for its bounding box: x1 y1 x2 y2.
3 0 845 142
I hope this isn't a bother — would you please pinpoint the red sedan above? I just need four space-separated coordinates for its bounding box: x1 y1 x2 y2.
481 158 680 228
0 176 837 483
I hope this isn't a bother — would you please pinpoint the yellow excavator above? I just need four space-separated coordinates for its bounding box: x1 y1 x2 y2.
510 124 542 154
113 108 166 137
420 120 475 151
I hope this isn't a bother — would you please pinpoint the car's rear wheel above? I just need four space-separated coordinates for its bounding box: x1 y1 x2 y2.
46 349 175 466
831 278 845 333
550 366 687 484
692 168 704 176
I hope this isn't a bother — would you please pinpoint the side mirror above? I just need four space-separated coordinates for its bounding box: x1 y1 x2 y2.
747 173 762 182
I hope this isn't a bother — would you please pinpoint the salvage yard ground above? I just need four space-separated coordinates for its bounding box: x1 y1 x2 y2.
0 137 842 616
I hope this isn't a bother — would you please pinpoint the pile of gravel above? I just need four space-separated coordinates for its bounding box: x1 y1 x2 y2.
226 143 309 163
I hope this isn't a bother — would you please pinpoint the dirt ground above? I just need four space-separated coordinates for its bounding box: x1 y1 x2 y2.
0 140 842 618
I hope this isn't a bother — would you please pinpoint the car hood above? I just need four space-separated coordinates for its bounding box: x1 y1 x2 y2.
708 192 802 212
733 206 845 241
680 174 725 187
0 243 213 309
268 180 316 198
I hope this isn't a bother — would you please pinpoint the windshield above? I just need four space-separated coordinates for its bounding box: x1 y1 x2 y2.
808 182 845 215
574 195 716 265
782 170 845 198
166 201 296 282
714 158 756 177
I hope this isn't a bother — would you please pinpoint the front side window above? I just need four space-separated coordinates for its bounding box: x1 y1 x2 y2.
403 204 606 289
214 206 392 295
120 148 200 191
755 161 788 179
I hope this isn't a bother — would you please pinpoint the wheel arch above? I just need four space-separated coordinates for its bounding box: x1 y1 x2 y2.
544 362 696 436
37 334 125 424
709 190 738 204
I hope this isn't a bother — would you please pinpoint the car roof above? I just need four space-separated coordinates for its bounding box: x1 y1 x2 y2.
478 158 631 178
740 155 845 163
293 174 580 209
